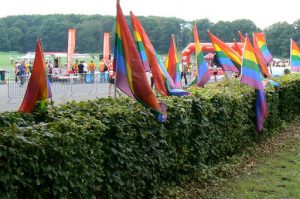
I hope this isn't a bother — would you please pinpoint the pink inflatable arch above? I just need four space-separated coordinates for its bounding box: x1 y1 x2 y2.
181 42 243 64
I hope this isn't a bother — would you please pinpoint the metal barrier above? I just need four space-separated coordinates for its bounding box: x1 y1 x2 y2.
2 70 111 103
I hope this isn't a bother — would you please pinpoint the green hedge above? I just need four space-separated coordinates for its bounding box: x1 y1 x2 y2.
1 74 300 198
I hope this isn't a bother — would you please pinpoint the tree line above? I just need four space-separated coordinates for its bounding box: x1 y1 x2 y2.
0 14 299 58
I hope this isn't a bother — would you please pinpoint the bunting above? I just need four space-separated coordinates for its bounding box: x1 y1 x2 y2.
114 0 166 121
290 38 300 72
241 37 267 132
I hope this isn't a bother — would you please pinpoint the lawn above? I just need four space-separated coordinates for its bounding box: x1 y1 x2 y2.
0 51 23 70
216 124 300 199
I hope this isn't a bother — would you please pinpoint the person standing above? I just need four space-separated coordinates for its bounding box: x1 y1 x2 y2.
99 59 106 83
213 64 218 82
78 61 84 83
181 62 188 85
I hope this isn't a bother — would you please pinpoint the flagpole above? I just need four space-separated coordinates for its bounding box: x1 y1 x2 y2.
290 38 292 70
113 61 117 99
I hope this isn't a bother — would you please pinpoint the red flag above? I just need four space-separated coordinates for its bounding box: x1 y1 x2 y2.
233 39 243 56
19 39 49 113
238 31 245 43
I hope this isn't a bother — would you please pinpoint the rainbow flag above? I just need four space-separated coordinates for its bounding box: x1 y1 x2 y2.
114 0 166 121
132 24 150 72
19 39 51 113
130 11 189 96
238 31 245 43
290 38 300 72
253 32 273 64
165 35 181 88
253 45 271 77
192 22 210 86
241 37 267 132
208 31 241 73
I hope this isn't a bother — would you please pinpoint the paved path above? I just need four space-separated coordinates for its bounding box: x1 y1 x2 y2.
0 81 111 112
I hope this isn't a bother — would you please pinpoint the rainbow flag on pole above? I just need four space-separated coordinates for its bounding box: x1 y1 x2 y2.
241 37 267 132
192 22 210 86
114 0 166 121
131 11 189 96
208 31 241 73
132 24 150 72
290 38 300 72
19 39 51 113
165 35 181 88
253 32 273 64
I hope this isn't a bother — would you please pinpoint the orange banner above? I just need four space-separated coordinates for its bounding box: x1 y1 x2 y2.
103 32 110 64
67 29 76 70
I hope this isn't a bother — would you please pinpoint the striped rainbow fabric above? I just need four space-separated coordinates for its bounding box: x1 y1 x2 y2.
290 38 300 72
114 0 166 121
241 37 267 132
19 39 51 113
133 24 150 72
208 31 241 73
253 32 273 64
193 22 210 86
130 11 190 96
165 35 181 88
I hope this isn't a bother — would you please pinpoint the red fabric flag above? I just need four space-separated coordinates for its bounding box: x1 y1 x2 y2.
238 31 245 43
233 39 243 56
19 39 49 113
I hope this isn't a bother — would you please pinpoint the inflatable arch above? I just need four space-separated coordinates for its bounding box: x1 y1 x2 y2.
181 42 243 65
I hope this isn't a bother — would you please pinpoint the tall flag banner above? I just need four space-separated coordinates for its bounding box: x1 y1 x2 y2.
130 11 190 96
114 0 166 121
103 32 110 65
19 39 51 113
241 37 267 132
67 29 76 70
192 22 210 86
238 31 245 43
165 35 181 88
253 32 273 64
233 39 243 56
290 38 300 72
208 31 241 73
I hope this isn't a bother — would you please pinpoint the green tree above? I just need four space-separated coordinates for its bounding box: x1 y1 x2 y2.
0 21 10 50
265 22 294 58
7 27 23 51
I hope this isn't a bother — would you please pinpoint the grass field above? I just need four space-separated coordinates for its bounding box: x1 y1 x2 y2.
218 135 300 198
0 51 102 70
0 51 23 70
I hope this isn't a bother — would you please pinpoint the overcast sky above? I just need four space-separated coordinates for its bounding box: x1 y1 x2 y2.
1 0 298 29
